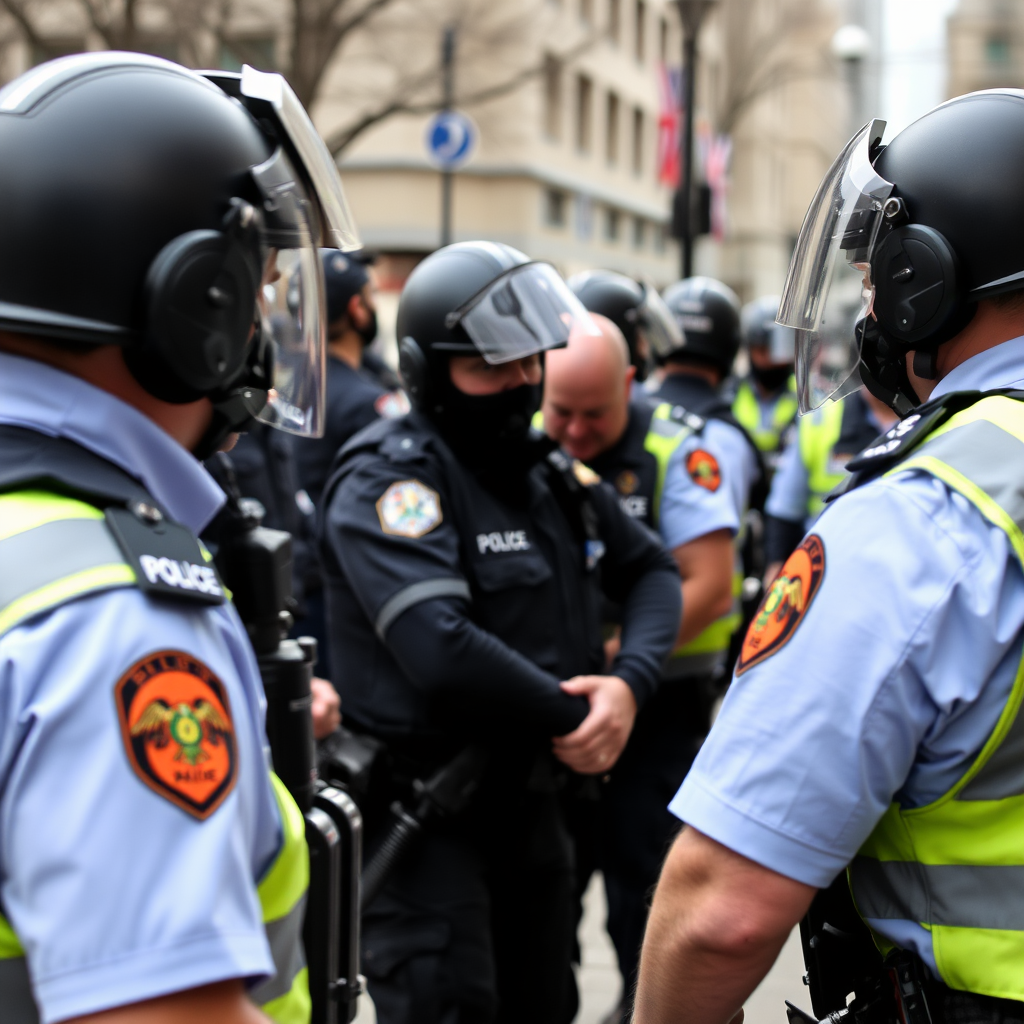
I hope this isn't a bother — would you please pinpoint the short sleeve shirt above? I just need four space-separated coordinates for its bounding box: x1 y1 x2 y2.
669 337 1024 972
0 353 279 1022
659 429 740 550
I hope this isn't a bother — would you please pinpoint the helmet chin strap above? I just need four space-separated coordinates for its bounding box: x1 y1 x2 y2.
912 349 940 380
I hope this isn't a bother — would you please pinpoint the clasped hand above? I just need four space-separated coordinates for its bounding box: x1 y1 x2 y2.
551 675 636 775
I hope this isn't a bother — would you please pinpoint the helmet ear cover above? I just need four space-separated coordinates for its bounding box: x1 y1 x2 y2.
398 335 431 410
129 207 263 404
870 223 975 378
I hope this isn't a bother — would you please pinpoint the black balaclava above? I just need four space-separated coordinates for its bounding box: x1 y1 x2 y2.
750 362 793 393
432 366 549 503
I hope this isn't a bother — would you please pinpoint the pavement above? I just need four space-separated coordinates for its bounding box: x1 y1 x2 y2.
354 872 806 1024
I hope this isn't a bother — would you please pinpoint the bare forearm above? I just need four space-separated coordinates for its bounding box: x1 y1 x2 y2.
677 575 730 646
674 530 734 647
70 980 272 1024
634 828 815 1024
634 897 790 1024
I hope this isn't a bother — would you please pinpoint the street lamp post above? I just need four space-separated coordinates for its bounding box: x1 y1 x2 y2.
676 0 716 280
440 26 457 248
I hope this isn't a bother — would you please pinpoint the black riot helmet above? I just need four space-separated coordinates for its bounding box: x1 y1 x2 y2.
567 270 682 383
780 91 1024 415
741 295 796 391
397 242 594 454
0 52 360 454
661 276 742 377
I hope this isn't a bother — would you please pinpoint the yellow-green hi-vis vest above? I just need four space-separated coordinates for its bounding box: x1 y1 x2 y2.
644 405 743 673
848 395 1024 1003
0 489 310 1024
732 377 799 454
799 399 846 520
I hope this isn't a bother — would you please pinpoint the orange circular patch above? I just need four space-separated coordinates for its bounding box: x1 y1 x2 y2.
737 534 825 675
686 449 722 492
115 651 237 820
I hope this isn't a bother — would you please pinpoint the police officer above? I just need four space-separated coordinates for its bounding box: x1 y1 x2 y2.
635 95 1024 1024
0 52 356 1022
762 387 898 579
318 242 682 1024
294 248 407 511
732 295 799 474
567 269 683 387
541 316 738 1019
656 277 763 521
292 249 407 677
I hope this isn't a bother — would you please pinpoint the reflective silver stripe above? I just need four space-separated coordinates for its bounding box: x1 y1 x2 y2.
960 699 1024 800
0 957 39 1024
0 517 125 611
909 420 1024 799
251 892 308 1005
912 419 1024 532
648 417 690 440
375 577 472 640
851 858 1024 930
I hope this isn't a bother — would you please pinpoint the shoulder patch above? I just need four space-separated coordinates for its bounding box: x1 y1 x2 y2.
615 469 640 496
573 460 602 487
737 534 825 675
115 651 237 820
686 448 721 492
376 479 442 538
374 390 411 419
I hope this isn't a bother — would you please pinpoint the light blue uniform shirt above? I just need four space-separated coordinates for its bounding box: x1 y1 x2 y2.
659 428 740 550
670 337 1024 973
704 417 760 524
766 400 890 528
0 353 281 1022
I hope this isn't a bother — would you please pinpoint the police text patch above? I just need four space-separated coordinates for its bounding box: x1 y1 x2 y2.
376 479 443 538
115 650 237 819
737 534 825 675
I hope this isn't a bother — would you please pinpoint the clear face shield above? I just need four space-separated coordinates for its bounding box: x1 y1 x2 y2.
444 262 601 363
202 65 362 438
637 284 684 359
250 149 328 436
763 321 796 364
778 120 894 412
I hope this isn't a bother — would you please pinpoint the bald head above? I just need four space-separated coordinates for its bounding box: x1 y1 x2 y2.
542 314 634 461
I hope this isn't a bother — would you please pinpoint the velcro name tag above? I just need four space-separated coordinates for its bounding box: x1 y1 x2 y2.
105 504 226 605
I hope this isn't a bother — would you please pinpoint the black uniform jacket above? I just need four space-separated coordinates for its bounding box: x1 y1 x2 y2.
319 413 681 762
295 355 396 510
587 398 670 531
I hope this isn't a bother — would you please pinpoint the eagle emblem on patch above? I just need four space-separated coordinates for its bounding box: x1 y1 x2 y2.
686 448 721 492
115 651 237 820
615 469 640 496
736 534 825 675
377 479 443 538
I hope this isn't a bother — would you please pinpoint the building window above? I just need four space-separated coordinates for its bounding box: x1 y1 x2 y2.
634 0 646 62
632 216 646 249
608 0 622 43
654 223 668 253
604 207 621 242
545 189 568 227
220 37 276 71
659 16 669 62
987 34 1012 64
576 74 594 152
606 91 620 165
580 0 594 24
632 107 644 174
544 55 564 139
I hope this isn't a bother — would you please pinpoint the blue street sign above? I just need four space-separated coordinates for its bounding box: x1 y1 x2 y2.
425 110 477 169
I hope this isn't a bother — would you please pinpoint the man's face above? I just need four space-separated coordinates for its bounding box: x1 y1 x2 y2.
542 364 632 462
448 353 543 395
